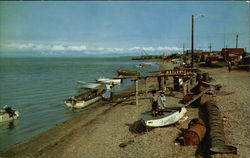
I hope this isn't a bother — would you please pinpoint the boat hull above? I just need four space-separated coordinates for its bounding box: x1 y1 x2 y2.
65 96 102 109
0 111 19 123
141 107 187 127
116 70 140 76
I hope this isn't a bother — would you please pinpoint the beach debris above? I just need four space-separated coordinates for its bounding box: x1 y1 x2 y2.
184 118 206 146
206 100 237 154
119 140 135 148
182 94 194 104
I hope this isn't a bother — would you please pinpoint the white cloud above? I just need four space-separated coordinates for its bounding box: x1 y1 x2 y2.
51 45 65 51
68 45 87 51
0 42 182 56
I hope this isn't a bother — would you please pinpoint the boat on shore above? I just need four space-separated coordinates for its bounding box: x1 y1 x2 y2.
64 87 106 109
0 106 19 123
116 69 140 76
140 106 187 127
96 78 121 85
136 63 151 68
77 81 102 89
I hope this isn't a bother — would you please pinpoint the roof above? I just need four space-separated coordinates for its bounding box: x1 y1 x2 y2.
202 52 211 55
221 48 244 54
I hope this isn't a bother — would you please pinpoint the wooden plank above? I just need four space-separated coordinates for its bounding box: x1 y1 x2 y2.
184 88 210 107
135 80 139 105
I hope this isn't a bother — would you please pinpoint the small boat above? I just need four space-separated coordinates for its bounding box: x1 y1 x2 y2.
0 105 19 123
77 81 102 89
65 87 106 109
96 78 121 85
136 63 151 68
116 69 140 76
140 106 187 127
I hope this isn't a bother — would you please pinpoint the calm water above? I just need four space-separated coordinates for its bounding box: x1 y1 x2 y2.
0 57 158 152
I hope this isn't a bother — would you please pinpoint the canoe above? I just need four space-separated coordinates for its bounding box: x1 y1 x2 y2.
0 106 19 123
116 70 140 76
140 107 187 127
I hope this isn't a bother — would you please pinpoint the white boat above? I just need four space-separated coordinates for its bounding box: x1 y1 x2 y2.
96 78 121 85
140 106 187 127
0 106 19 123
65 96 102 109
65 87 105 109
77 81 102 89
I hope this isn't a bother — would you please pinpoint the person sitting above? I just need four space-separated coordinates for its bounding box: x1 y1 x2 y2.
151 90 158 117
157 92 167 115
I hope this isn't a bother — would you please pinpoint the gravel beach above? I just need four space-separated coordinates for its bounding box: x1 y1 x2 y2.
1 61 249 158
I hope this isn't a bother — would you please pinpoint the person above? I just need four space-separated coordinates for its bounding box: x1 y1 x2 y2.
157 91 167 115
151 90 158 117
228 61 232 72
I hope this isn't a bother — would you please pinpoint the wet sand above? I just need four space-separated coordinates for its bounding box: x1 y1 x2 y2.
1 61 249 158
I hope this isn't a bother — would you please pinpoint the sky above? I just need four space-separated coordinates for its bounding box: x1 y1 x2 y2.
0 1 249 57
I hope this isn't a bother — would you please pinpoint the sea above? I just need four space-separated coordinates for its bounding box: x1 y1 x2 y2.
0 56 159 152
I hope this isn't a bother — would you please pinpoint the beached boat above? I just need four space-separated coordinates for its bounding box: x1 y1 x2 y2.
116 69 140 76
136 63 151 68
0 106 19 123
96 78 121 85
64 87 105 109
140 106 187 127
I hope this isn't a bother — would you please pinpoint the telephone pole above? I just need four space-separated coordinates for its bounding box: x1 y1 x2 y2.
208 43 212 52
236 34 238 48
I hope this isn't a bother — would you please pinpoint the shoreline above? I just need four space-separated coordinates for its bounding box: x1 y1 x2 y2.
1 61 249 158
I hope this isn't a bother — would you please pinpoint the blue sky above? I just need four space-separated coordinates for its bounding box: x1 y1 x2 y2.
0 1 249 57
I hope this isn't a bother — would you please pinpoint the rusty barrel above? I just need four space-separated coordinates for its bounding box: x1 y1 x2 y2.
184 118 206 146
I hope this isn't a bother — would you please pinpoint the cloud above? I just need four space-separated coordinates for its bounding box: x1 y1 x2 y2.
0 42 182 56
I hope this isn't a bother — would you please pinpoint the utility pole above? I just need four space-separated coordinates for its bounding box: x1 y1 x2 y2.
208 43 212 52
236 34 238 48
191 15 194 67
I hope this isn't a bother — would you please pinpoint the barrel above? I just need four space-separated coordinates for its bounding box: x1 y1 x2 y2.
184 118 206 146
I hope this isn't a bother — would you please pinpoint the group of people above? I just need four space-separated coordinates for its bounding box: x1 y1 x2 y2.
151 90 167 117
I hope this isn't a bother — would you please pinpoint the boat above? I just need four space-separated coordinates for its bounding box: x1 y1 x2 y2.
64 87 106 109
140 106 187 127
136 63 151 68
0 105 19 123
77 81 102 89
96 78 121 85
116 69 140 76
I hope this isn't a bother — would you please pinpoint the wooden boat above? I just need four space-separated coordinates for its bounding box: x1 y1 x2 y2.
136 63 151 68
140 106 187 127
116 69 140 76
96 78 121 85
77 81 102 89
64 87 105 109
0 106 19 123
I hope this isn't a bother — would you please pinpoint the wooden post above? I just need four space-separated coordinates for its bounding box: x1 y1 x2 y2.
183 81 187 96
157 77 162 90
135 80 139 105
145 78 148 95
187 79 191 93
110 85 114 101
